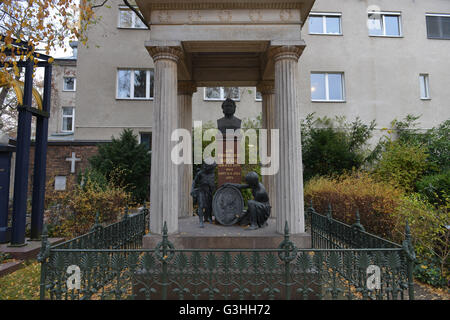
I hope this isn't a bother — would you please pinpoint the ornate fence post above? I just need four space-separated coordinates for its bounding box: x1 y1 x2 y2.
37 224 51 300
278 221 297 300
307 201 315 248
91 212 103 248
402 222 416 300
155 222 175 300
351 210 365 248
326 204 333 248
123 206 130 246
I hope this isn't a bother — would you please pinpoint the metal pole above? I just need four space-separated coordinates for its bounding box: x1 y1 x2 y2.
30 64 52 240
10 59 34 246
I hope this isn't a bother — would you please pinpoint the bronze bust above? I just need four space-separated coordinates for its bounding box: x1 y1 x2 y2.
217 98 241 135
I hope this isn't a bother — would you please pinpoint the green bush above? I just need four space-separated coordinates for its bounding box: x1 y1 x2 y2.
414 257 448 288
373 140 429 192
416 170 450 205
393 193 449 287
89 129 151 203
77 168 108 191
392 115 449 173
301 114 380 181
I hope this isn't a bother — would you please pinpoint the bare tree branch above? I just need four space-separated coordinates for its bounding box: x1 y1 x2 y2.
123 0 150 29
92 0 111 9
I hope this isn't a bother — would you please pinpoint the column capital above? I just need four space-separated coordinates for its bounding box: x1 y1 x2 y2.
147 46 184 63
178 81 197 96
270 45 306 62
257 81 275 95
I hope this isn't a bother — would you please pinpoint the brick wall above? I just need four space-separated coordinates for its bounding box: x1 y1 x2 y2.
28 143 101 193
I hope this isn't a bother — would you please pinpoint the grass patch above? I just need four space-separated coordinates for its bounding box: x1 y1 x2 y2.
0 260 41 300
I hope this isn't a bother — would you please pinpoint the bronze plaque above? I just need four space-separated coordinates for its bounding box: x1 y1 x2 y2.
213 185 244 226
217 138 242 186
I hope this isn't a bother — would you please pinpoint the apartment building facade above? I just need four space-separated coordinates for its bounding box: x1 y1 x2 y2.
43 0 450 191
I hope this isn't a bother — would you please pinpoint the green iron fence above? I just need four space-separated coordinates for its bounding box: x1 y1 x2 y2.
38 204 415 300
308 204 402 249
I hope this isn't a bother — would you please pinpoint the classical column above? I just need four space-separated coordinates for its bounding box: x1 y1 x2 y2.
272 45 306 234
147 46 183 234
177 81 196 218
257 81 276 218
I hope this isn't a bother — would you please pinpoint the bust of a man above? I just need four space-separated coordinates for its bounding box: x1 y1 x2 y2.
217 98 241 136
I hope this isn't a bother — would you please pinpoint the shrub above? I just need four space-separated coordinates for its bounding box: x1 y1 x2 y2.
301 114 380 181
392 115 449 173
392 193 449 286
304 172 403 238
305 172 450 287
416 169 450 206
45 177 130 238
77 167 108 190
373 140 429 192
89 129 151 203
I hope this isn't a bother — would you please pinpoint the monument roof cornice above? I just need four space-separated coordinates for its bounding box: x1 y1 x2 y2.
136 0 315 26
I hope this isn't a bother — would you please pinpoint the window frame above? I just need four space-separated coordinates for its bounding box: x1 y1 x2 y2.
116 68 154 100
308 12 343 36
419 74 431 100
310 72 346 102
61 106 75 133
63 76 76 92
425 13 450 40
117 7 147 29
368 11 403 37
139 132 152 151
203 87 241 101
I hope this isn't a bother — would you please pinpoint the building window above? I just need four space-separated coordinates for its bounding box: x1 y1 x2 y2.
426 14 450 40
368 12 402 37
54 176 67 191
419 74 431 100
309 13 342 35
118 7 146 29
61 107 75 132
140 132 152 150
204 87 240 101
311 72 345 102
117 69 154 99
63 76 76 91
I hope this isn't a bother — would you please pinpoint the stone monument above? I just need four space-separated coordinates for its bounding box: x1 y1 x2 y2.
216 98 242 187
139 0 314 238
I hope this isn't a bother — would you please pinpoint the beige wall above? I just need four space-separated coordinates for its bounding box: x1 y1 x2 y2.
70 0 449 142
299 0 450 136
49 60 77 138
75 0 154 140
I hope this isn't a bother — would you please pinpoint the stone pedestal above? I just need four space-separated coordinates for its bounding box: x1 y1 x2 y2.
143 217 310 250
147 46 183 235
272 45 306 234
217 137 242 186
